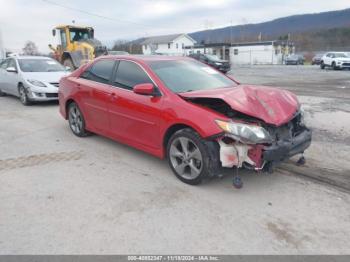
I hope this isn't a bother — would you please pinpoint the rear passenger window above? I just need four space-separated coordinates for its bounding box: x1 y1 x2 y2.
113 61 152 90
81 59 115 84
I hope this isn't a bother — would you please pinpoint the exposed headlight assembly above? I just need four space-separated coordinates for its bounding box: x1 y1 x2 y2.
27 80 47 87
215 120 273 144
215 62 222 65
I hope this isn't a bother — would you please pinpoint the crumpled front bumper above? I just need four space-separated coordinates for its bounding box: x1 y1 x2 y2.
263 128 312 163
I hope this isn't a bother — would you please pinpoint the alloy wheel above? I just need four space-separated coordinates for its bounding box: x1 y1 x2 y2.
169 137 203 180
69 104 83 134
19 87 27 104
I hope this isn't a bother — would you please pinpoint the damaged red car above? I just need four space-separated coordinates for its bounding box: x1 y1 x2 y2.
59 56 312 186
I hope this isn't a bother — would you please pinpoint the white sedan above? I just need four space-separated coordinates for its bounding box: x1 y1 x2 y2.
0 56 69 105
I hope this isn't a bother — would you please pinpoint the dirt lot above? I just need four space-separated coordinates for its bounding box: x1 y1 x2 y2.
232 65 350 190
0 65 350 254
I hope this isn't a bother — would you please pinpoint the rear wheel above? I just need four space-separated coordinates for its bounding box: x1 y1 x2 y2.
0 89 6 97
19 85 31 106
167 128 212 185
68 102 89 137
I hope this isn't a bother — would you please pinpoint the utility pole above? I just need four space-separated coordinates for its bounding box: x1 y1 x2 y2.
230 19 233 45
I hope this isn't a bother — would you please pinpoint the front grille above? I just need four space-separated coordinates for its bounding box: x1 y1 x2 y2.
45 93 58 98
222 62 230 68
265 113 304 142
50 82 59 87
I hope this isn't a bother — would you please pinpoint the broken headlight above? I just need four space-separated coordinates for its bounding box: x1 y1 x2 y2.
215 120 273 144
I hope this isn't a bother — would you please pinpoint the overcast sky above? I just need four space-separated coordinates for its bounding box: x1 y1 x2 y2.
0 0 349 53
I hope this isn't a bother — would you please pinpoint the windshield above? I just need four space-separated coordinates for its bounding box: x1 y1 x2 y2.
149 60 237 93
18 59 66 72
69 28 92 42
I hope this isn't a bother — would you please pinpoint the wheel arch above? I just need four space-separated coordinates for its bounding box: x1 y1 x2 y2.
163 124 195 154
17 82 24 95
65 98 76 119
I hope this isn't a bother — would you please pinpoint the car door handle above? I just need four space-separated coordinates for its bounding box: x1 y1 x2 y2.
76 83 81 89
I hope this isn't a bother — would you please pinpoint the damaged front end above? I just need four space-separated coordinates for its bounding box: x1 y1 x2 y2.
215 111 312 172
185 95 312 173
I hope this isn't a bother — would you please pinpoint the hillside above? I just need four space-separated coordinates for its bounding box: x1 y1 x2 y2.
189 8 350 46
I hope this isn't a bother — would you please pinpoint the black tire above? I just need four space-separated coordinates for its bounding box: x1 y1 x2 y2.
67 102 89 137
320 62 325 69
63 58 75 70
332 62 337 70
0 89 6 97
167 128 212 185
18 85 31 106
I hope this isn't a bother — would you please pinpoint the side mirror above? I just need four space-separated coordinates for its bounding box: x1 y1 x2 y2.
133 83 155 96
6 67 17 73
52 29 56 36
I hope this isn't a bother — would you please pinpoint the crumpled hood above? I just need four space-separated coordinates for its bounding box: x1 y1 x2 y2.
179 85 300 126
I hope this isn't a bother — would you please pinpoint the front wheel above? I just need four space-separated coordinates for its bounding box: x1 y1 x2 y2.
19 85 31 106
167 128 212 185
332 62 338 70
68 102 89 137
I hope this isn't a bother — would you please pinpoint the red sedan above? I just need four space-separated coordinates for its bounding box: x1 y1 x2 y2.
59 56 311 186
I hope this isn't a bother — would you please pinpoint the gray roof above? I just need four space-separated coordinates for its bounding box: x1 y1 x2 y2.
141 34 184 45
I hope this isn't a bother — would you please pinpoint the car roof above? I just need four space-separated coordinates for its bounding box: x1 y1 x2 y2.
99 55 190 63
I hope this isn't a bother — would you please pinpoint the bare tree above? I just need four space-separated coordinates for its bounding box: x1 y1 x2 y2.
22 41 39 56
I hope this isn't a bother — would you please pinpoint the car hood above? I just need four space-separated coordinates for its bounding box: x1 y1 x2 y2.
336 57 350 62
211 59 229 63
22 71 69 83
179 85 299 126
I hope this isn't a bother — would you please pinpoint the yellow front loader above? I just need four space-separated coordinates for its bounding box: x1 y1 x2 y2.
49 25 107 69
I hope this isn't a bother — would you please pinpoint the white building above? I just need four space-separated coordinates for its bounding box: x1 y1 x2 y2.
185 41 295 65
142 34 196 56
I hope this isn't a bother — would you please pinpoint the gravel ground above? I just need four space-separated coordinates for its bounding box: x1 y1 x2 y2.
232 65 350 190
0 65 350 254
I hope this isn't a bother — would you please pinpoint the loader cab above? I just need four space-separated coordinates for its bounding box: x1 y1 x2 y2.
52 26 94 48
50 25 105 70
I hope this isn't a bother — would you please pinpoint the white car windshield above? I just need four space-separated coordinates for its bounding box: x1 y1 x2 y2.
149 60 236 93
18 59 65 72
